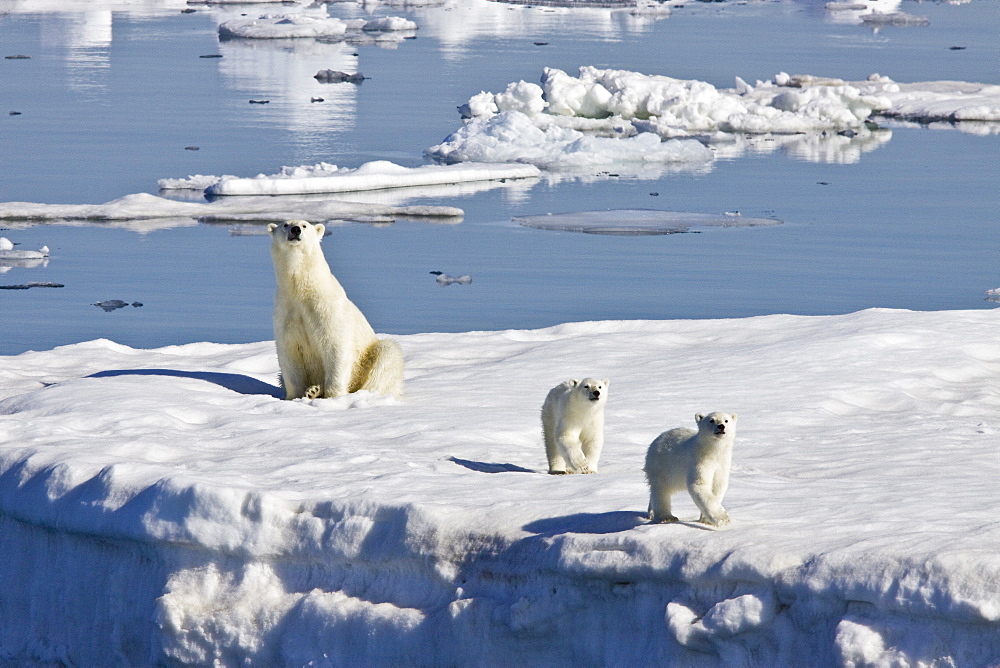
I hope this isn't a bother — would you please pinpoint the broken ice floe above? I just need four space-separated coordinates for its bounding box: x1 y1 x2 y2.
514 209 782 236
429 68 1000 170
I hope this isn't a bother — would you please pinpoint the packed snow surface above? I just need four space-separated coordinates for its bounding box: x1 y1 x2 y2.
189 161 541 197
515 209 781 235
428 67 1000 168
1 309 999 664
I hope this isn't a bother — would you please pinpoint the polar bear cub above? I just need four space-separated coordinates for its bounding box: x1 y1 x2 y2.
268 220 404 400
644 412 737 526
541 378 609 474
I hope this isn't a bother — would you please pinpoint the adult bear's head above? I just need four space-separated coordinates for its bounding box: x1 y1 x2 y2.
269 219 325 247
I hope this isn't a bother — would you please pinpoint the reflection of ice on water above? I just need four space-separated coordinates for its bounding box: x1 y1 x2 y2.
216 38 360 139
710 126 893 165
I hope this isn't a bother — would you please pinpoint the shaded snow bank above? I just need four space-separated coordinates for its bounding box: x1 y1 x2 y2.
1 309 999 664
428 67 1000 168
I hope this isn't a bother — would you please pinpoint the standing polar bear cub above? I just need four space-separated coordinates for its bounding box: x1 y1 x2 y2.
644 412 737 527
541 378 609 474
268 220 404 400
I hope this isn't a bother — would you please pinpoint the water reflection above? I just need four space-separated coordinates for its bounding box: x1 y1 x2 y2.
216 38 360 138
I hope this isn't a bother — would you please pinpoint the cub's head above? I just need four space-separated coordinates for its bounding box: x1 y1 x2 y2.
570 377 609 403
268 220 325 253
696 412 737 438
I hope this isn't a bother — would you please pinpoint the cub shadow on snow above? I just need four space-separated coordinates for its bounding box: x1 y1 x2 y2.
523 511 650 536
88 369 282 398
447 456 536 474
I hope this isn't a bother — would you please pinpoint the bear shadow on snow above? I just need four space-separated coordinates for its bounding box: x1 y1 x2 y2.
523 511 649 536
447 456 536 475
88 369 282 398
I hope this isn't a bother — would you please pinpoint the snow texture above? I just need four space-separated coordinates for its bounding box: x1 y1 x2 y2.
1 309 999 664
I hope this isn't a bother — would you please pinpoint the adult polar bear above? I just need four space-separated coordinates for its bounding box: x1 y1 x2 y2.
268 220 404 400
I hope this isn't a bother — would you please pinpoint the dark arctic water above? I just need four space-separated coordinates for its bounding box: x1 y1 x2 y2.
0 0 997 356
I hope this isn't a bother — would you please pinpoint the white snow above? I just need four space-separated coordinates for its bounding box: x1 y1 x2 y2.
429 67 1000 169
514 209 781 235
1 308 999 664
191 160 541 197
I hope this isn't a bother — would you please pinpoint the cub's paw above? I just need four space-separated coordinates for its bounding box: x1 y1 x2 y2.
650 514 679 524
548 470 568 475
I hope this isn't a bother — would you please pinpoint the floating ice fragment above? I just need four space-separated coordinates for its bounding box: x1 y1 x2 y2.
861 11 930 27
430 271 472 286
0 238 50 260
514 209 781 236
314 70 367 84
92 300 143 312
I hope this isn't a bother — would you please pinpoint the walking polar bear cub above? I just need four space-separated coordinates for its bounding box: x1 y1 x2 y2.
541 378 609 474
268 220 404 400
644 412 737 527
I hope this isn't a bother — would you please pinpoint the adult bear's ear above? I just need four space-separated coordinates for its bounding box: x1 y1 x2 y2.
602 378 610 387
696 412 705 424
314 223 325 238
267 223 277 234
730 413 738 422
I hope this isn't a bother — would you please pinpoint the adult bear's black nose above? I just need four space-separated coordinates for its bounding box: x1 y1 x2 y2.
288 225 301 240
591 390 600 399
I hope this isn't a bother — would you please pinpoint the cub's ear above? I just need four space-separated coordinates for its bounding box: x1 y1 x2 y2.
314 223 325 238
267 223 278 234
602 378 610 387
730 413 738 422
696 412 705 424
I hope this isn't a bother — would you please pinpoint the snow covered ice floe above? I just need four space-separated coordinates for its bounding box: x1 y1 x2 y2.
515 209 781 235
428 67 1000 169
0 192 463 232
218 7 417 41
1 309 999 664
185 160 541 197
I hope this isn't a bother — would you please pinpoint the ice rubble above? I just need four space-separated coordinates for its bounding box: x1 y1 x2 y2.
0 309 998 664
428 67 1000 168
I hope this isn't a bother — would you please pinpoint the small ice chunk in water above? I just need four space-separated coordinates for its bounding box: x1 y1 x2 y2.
430 271 472 286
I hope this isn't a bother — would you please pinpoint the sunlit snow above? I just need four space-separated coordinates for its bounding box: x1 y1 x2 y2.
1 309 998 663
